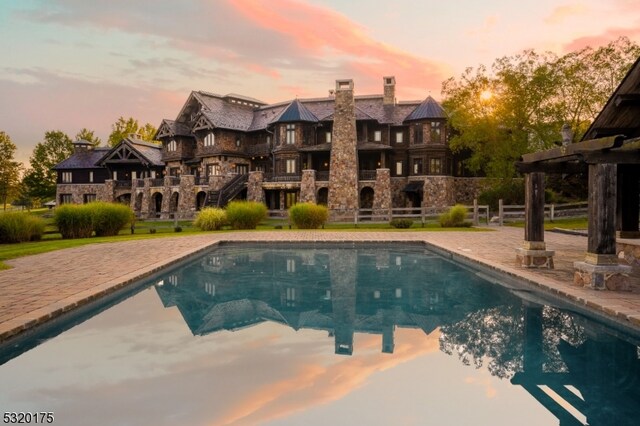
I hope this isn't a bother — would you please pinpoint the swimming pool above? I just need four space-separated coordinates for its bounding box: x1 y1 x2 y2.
1 243 639 425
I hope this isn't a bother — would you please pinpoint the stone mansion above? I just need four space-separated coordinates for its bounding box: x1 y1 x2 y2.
55 77 480 219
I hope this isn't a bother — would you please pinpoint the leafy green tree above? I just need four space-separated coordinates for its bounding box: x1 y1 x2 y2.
108 117 158 147
23 130 73 200
0 131 23 210
75 128 101 147
442 36 640 179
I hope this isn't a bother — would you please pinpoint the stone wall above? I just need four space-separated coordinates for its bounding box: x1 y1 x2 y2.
372 168 391 215
453 177 496 204
247 171 265 203
56 183 112 204
177 175 196 219
422 176 455 208
390 177 409 207
300 169 317 203
617 240 640 268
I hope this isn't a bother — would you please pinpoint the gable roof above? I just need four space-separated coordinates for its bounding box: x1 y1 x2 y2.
99 137 163 167
404 96 447 122
272 99 319 123
582 56 640 141
155 119 192 139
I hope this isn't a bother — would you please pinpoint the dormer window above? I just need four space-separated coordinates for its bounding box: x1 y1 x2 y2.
204 133 215 147
167 140 177 151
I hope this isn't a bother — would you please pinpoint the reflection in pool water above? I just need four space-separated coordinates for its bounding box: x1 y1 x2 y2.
1 243 639 426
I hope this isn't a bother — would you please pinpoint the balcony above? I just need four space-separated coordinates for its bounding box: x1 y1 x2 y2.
316 171 330 181
150 178 164 187
195 176 209 185
264 174 301 182
358 170 377 180
114 180 131 189
168 177 180 186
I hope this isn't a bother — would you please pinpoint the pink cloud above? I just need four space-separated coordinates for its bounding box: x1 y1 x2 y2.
563 25 640 51
544 4 589 25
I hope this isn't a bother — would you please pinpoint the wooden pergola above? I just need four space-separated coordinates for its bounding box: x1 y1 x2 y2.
515 57 640 290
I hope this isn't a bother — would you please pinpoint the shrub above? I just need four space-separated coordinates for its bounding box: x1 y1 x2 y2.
0 212 45 243
439 204 472 228
288 203 329 229
149 228 156 234
55 204 93 239
88 202 133 237
174 226 182 232
478 180 525 211
225 201 267 230
194 207 227 231
389 218 413 229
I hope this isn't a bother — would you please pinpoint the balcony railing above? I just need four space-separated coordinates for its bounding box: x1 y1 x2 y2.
196 176 209 185
358 170 377 180
265 174 301 182
150 178 164 187
168 177 180 186
114 180 131 189
133 179 144 187
316 171 330 181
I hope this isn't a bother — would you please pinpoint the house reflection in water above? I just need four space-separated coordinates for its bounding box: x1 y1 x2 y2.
153 244 640 426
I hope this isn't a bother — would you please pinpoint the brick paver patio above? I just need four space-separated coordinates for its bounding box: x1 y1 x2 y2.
1 227 639 342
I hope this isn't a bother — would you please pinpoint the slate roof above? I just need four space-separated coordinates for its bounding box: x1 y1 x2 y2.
53 147 110 169
272 99 319 123
126 138 163 166
404 96 447 121
157 119 192 137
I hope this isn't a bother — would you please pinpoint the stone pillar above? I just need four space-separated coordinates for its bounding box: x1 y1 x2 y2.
160 176 172 219
178 175 195 219
328 79 359 218
279 191 285 211
617 164 640 238
330 249 357 355
247 171 265 203
300 169 317 203
574 164 631 290
383 76 395 105
101 180 116 202
372 168 391 219
516 172 555 268
140 178 151 218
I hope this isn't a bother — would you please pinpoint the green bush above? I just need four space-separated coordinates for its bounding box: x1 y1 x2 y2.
478 180 524 211
225 201 267 230
439 204 472 228
0 212 45 243
55 204 94 239
88 202 133 237
389 218 413 229
194 207 227 231
288 203 329 229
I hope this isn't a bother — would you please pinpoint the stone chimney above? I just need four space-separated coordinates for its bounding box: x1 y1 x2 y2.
383 76 396 105
328 79 359 214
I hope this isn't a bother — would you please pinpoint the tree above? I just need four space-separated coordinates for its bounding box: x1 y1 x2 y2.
442 36 640 179
108 117 158 147
0 131 23 210
23 130 73 201
75 128 101 147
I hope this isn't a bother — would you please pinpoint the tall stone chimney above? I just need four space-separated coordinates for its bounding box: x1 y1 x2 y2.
383 76 396 105
328 79 359 214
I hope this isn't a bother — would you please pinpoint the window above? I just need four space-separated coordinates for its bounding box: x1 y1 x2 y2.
396 131 404 143
113 171 118 180
285 158 296 174
151 170 156 179
62 172 72 183
374 130 382 142
167 140 177 151
413 158 423 175
131 171 137 180
286 191 297 208
326 131 332 143
204 133 215 147
60 194 72 205
89 171 94 183
205 282 216 296
430 121 441 143
430 158 442 174
236 164 249 174
207 164 221 176
169 167 180 177
414 123 423 145
236 138 241 148
286 124 296 144
83 194 96 204
266 135 271 145
287 259 296 273
395 161 403 176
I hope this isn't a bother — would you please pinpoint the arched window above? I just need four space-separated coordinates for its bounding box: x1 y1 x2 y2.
204 133 215 147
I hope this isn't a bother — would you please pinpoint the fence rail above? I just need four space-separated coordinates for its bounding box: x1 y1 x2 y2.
497 200 588 225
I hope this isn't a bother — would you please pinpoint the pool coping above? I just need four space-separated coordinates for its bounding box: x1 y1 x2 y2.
1 231 640 344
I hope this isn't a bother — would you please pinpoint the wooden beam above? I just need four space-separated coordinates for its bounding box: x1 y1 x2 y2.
579 151 640 164
520 135 624 164
614 93 640 107
516 161 586 174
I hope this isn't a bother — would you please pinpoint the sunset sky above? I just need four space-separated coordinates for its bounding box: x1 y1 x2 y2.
2 0 640 164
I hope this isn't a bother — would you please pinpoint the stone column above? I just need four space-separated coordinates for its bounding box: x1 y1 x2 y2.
330 249 357 355
160 176 172 219
247 171 265 203
516 172 555 268
101 180 116 202
300 169 317 203
140 178 151 218
328 79 359 219
372 168 391 219
421 176 454 209
178 175 195 219
574 164 631 290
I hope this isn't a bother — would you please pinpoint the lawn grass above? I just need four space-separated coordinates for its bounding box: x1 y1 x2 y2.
0 217 491 269
507 217 588 230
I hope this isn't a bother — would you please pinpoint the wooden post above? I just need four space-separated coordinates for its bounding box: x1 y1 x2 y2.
498 199 504 226
524 172 545 247
618 164 640 238
550 204 555 222
473 198 479 226
586 163 617 263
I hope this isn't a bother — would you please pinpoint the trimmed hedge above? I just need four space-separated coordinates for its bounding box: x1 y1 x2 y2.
0 212 45 243
390 218 413 229
439 204 472 228
194 207 227 231
55 202 133 239
288 203 329 229
225 201 267 230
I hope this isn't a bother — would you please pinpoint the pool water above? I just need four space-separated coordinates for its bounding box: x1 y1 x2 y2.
1 243 639 426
